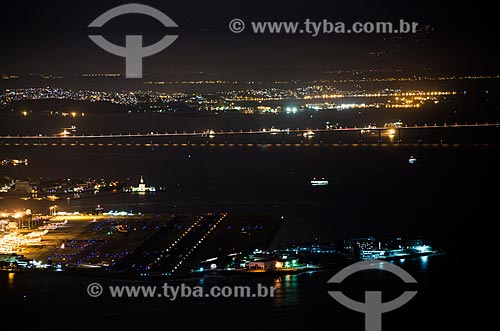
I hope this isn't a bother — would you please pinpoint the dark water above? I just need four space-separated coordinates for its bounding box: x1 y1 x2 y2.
0 254 476 330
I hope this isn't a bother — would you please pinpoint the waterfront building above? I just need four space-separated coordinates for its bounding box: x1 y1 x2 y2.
130 176 156 193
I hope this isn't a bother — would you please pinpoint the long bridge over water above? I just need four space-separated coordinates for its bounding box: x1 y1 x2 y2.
0 123 498 147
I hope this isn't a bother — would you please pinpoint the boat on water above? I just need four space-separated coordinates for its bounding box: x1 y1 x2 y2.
54 125 77 137
408 156 418 164
302 129 316 138
361 124 377 135
202 129 215 139
311 178 329 186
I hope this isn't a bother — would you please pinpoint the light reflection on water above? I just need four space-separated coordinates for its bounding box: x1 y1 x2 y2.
420 255 429 268
273 274 300 308
393 255 432 271
271 256 437 308
8 272 15 289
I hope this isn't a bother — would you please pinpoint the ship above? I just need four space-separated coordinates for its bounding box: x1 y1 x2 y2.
361 124 377 135
54 125 77 137
302 129 316 138
202 129 215 139
310 178 329 186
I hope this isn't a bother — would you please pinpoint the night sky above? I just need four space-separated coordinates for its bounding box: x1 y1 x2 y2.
0 0 497 77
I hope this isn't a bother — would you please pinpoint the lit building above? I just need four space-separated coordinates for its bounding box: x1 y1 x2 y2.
130 176 156 193
343 237 434 260
249 259 277 270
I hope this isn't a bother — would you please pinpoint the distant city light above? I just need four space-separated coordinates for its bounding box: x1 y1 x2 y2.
12 212 24 219
103 211 136 216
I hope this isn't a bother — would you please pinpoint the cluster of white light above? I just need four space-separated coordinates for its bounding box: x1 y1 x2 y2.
54 212 81 216
0 230 49 253
0 211 26 219
0 217 67 253
103 211 135 216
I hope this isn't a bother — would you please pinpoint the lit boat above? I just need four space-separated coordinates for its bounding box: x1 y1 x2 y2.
10 159 29 166
361 124 377 135
203 129 215 139
302 129 315 138
269 127 281 135
384 121 404 128
54 125 77 137
311 178 329 186
408 156 418 164
386 128 397 135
